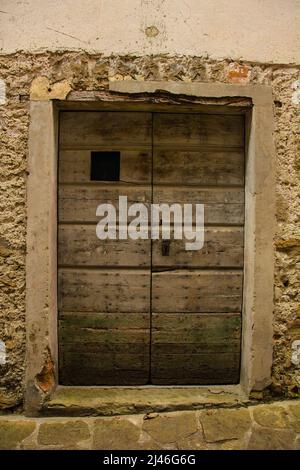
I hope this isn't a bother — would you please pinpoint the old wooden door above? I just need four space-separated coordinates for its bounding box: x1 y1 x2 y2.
58 110 244 385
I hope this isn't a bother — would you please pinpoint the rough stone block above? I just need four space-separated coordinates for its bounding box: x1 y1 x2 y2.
0 389 18 409
288 402 300 432
177 432 210 450
0 420 36 450
142 412 198 445
247 426 296 450
37 420 90 447
93 418 141 450
252 404 290 428
219 439 246 450
200 408 251 442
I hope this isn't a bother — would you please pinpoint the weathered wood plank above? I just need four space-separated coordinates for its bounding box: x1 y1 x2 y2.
60 332 149 354
58 269 151 313
153 187 244 225
153 149 244 186
151 352 240 385
59 149 151 184
152 227 244 268
59 185 151 223
59 353 149 385
151 313 241 354
60 367 149 385
59 185 243 225
152 270 243 313
61 352 149 370
59 312 149 329
153 113 244 148
65 90 252 109
58 225 151 267
59 312 150 354
60 111 152 147
154 187 244 203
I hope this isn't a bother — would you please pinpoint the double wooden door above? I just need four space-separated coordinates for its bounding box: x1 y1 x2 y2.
58 111 244 385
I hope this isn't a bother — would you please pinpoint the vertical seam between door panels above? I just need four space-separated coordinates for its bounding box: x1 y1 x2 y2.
149 112 154 383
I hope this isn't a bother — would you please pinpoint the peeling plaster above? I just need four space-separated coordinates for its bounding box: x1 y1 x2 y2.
291 80 300 105
291 340 300 366
0 79 5 105
0 341 6 365
30 77 72 101
35 348 55 394
145 26 160 38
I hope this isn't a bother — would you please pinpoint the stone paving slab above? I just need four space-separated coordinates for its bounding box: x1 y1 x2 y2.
0 400 299 450
43 385 247 416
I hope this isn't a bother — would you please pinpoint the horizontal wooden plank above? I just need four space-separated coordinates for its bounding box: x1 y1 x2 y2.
59 185 151 223
60 368 149 386
153 149 244 186
151 313 241 354
62 92 252 111
58 269 151 313
61 352 149 370
151 352 240 385
58 226 243 269
59 149 151 184
153 113 244 148
153 187 244 203
60 111 152 147
152 270 243 313
151 353 240 373
153 187 244 225
59 353 149 385
59 312 150 354
152 344 239 355
152 227 244 268
59 311 150 329
60 335 149 354
58 225 151 267
59 185 244 225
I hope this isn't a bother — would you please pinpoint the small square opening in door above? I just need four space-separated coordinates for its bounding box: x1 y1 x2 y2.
90 151 120 181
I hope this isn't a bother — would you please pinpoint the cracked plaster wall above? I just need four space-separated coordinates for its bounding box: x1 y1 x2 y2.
0 1 299 64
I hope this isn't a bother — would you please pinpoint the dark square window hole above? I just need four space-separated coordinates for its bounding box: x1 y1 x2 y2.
90 151 120 181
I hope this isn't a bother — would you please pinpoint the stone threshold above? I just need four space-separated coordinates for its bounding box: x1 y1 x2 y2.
40 385 249 417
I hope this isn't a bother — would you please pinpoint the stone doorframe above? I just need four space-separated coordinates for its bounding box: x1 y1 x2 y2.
25 81 275 415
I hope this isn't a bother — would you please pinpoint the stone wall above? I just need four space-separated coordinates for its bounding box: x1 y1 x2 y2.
0 400 299 450
0 52 299 409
